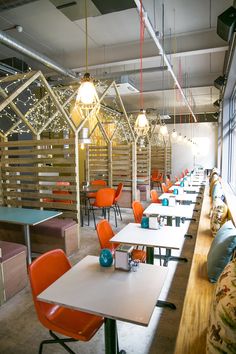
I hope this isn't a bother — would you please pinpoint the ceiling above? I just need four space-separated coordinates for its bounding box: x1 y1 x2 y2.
0 0 233 122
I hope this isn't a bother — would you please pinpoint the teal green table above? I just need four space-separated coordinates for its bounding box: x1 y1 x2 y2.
0 206 62 264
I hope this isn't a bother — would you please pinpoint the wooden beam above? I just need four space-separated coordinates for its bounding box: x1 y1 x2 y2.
39 74 76 133
0 71 41 112
0 87 38 135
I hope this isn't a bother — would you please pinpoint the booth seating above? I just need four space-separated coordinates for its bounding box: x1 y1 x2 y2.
0 241 27 305
174 183 215 353
30 218 79 256
0 218 79 257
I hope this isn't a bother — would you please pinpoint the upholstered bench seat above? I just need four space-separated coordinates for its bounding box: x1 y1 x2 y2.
0 241 27 305
0 218 79 257
30 218 79 256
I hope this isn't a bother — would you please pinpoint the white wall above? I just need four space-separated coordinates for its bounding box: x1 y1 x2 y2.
169 122 218 178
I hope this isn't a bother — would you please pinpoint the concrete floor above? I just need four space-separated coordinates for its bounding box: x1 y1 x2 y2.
0 207 199 354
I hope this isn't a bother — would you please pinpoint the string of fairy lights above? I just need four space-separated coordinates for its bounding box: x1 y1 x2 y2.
0 70 199 154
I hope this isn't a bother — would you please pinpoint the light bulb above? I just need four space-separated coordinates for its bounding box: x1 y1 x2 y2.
177 133 182 142
171 129 178 139
135 111 149 128
160 124 168 135
80 143 85 150
134 110 149 136
77 81 96 105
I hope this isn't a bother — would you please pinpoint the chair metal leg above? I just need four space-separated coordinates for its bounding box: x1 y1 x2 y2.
112 206 117 227
39 330 78 354
117 204 122 221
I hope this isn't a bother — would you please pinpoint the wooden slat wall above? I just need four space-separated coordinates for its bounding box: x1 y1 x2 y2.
87 145 108 183
151 146 172 176
137 146 149 184
112 145 132 188
0 138 78 220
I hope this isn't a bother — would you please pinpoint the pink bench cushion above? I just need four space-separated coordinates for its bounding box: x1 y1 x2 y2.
0 241 26 263
30 218 76 238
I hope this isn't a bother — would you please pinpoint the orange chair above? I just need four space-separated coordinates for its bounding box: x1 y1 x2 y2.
28 249 104 354
113 183 123 220
132 200 144 223
161 183 172 193
96 220 146 262
88 188 117 228
87 179 107 199
53 181 72 204
150 190 161 203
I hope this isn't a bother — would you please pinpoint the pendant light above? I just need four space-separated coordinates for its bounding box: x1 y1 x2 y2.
134 0 149 137
76 0 98 110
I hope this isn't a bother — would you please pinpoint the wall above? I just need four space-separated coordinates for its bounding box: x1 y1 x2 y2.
169 122 218 178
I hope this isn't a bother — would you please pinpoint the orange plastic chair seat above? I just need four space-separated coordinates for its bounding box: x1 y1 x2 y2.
132 249 146 263
46 306 104 342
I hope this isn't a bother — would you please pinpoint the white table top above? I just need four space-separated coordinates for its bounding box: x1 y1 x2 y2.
159 193 197 202
144 203 194 218
110 223 184 250
169 185 200 193
38 255 168 327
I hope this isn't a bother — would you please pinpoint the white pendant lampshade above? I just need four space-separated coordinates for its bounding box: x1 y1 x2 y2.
160 124 168 136
76 73 97 107
177 133 182 142
134 110 149 136
171 129 178 139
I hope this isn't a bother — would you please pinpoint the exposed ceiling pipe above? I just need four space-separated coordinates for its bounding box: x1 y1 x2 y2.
0 30 78 80
97 65 168 80
134 0 197 123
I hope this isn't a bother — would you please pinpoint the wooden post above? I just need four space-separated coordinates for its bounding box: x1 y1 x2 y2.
108 142 112 187
74 131 81 247
132 142 137 200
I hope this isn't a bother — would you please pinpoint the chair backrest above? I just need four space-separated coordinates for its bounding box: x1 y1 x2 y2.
150 189 160 203
151 170 158 179
161 183 169 193
132 200 144 223
96 220 115 250
91 180 107 186
28 249 71 328
114 183 123 202
95 188 116 207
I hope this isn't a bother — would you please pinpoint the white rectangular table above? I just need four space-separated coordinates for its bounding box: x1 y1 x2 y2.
159 193 198 203
110 223 185 265
38 255 168 354
170 185 201 193
144 203 195 227
0 206 62 264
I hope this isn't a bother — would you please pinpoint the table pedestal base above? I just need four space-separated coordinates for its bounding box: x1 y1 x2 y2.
105 318 126 354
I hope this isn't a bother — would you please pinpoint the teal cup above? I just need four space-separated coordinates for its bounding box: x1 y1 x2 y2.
173 188 179 195
141 216 149 229
162 198 169 206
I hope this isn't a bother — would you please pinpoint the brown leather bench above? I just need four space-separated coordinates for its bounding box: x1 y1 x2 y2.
0 218 79 257
30 218 79 256
0 241 27 305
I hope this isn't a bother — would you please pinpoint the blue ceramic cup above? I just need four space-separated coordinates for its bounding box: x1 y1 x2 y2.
99 249 113 267
162 198 169 206
180 181 184 187
173 188 179 195
141 216 149 229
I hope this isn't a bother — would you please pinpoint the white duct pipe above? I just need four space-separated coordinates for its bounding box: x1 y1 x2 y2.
0 29 78 80
134 0 197 123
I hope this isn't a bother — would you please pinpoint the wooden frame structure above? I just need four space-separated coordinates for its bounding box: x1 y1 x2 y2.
0 71 172 216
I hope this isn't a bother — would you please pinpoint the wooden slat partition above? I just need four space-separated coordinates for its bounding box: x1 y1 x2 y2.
137 146 149 184
87 145 108 183
112 144 133 188
0 138 78 220
151 145 171 176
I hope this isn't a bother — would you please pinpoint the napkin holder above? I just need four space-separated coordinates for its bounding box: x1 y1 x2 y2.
168 196 176 207
149 215 160 229
115 245 134 271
